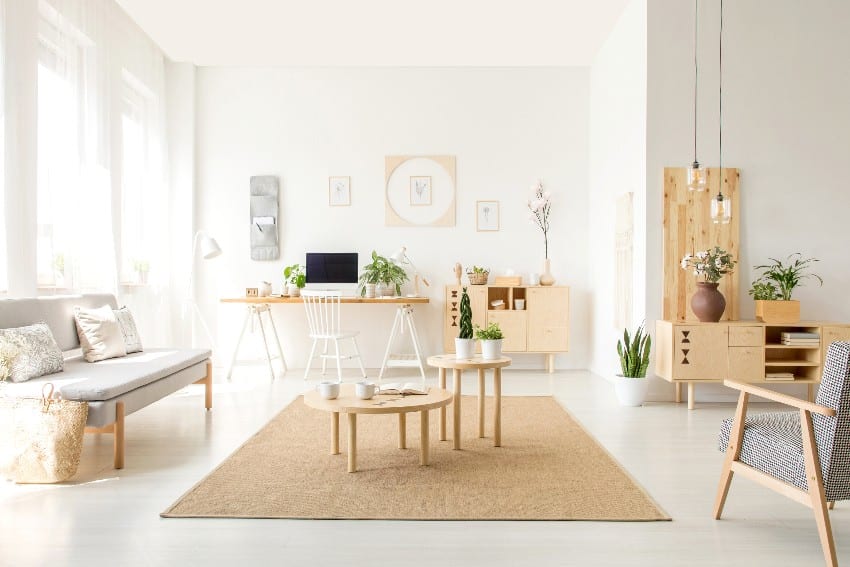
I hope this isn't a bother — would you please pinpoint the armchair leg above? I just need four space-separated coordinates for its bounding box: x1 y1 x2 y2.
714 391 749 519
113 401 125 470
801 409 838 567
829 501 836 510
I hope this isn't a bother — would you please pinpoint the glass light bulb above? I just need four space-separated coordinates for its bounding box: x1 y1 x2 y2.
687 162 707 191
711 193 732 224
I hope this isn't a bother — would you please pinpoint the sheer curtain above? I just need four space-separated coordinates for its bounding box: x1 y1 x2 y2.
0 0 6 294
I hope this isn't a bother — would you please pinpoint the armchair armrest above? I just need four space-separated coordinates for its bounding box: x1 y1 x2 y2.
723 380 836 417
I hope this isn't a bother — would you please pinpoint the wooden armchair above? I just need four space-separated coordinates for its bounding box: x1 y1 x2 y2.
715 341 850 567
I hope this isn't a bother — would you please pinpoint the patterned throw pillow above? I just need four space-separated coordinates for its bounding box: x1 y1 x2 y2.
74 306 127 363
0 323 64 383
114 307 143 354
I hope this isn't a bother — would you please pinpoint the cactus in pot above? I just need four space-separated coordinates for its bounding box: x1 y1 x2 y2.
455 287 475 359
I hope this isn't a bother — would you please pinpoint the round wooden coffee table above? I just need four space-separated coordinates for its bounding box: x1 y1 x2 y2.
303 384 453 473
426 355 512 450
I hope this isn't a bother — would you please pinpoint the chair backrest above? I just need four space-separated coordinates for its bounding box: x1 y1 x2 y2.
301 290 343 338
813 341 850 498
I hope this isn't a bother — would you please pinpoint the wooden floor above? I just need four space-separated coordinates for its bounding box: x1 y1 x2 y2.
1 365 846 566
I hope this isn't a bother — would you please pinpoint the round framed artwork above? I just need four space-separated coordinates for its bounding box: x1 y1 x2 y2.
385 155 456 227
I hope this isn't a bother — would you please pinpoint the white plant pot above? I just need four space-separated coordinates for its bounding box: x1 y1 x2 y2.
455 338 476 360
363 283 376 298
614 375 649 407
480 339 503 360
288 284 301 297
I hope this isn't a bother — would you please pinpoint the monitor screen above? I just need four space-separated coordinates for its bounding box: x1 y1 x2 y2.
305 253 359 284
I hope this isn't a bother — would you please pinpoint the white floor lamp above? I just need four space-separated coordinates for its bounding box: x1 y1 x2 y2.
187 231 222 348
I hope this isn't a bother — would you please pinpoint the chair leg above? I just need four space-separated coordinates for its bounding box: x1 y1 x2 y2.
801 409 838 567
351 336 367 378
714 391 749 519
333 339 342 383
829 501 836 510
303 339 318 381
321 339 329 375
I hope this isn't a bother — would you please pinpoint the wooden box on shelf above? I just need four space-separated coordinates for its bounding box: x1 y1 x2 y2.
755 300 800 323
494 276 522 286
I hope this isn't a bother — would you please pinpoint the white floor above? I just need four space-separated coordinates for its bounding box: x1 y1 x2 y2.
0 365 843 566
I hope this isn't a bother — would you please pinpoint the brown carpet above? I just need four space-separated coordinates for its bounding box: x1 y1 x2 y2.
162 396 670 521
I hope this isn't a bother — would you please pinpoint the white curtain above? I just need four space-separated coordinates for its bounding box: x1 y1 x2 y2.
0 0 7 294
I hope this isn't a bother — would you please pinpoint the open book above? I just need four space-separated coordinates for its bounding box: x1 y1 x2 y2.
379 382 429 395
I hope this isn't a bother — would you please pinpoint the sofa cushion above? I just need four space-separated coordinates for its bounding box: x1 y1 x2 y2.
0 322 64 382
5 348 211 401
74 305 127 362
114 307 143 354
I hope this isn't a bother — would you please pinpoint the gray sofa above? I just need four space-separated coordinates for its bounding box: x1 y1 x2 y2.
0 294 212 469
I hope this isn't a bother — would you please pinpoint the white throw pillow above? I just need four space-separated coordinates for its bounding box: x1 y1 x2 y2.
74 306 127 363
114 306 143 354
0 322 64 382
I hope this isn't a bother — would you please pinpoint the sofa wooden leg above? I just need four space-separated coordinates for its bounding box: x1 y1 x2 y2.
204 361 213 410
113 401 125 470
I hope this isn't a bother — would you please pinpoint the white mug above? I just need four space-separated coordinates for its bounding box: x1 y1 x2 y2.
259 281 272 297
355 381 378 400
515 299 525 310
529 273 540 286
317 381 340 400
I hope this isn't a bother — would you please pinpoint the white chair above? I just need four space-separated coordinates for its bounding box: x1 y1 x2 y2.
301 290 367 382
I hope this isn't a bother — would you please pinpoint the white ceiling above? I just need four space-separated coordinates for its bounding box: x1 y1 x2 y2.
115 0 631 67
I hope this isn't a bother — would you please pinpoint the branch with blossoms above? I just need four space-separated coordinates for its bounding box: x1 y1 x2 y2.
527 180 552 259
681 246 736 283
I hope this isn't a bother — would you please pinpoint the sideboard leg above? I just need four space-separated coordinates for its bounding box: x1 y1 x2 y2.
675 382 682 404
687 382 695 410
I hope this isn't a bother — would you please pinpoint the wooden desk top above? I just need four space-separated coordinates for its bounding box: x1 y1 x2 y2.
221 296 429 305
426 354 513 370
303 384 452 414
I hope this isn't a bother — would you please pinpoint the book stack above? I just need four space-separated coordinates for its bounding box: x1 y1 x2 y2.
781 331 820 346
765 372 796 382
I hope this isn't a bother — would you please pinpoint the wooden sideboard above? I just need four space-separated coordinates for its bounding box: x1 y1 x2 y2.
443 285 569 372
656 320 850 409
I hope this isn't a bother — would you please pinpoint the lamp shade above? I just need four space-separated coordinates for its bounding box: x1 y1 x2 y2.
390 246 407 264
199 234 222 259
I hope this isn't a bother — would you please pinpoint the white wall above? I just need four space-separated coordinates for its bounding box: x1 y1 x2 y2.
646 0 850 400
194 67 590 370
588 0 647 379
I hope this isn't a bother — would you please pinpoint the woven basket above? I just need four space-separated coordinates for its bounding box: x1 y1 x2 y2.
467 272 489 285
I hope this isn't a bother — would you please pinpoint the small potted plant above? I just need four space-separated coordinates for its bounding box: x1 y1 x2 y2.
466 265 490 285
749 253 822 323
358 251 408 297
475 322 504 360
681 246 736 322
283 264 306 297
456 287 476 359
133 259 150 284
615 323 651 407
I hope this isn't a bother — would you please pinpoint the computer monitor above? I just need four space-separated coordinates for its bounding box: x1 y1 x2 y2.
305 253 359 284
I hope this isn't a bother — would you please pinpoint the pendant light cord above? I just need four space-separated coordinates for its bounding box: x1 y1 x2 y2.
718 0 724 195
693 0 699 163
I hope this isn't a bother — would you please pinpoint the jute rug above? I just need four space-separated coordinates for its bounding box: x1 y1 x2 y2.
162 396 669 521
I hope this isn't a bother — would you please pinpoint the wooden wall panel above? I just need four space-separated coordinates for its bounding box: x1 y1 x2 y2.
662 167 740 322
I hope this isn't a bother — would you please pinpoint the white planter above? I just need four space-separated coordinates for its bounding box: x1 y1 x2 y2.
480 339 503 360
363 283 376 298
614 375 649 407
288 284 301 297
455 338 476 359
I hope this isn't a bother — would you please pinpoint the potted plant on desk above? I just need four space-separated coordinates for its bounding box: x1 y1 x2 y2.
615 324 651 407
283 264 306 297
475 322 504 360
455 287 476 359
749 253 822 323
358 251 408 297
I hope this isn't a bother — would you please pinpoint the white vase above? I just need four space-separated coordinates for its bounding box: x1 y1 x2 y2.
614 375 648 407
455 338 476 359
480 339 503 360
288 284 301 297
539 259 555 286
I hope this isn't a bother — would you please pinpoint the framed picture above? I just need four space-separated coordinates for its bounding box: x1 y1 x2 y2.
329 176 351 206
409 176 432 206
476 200 500 232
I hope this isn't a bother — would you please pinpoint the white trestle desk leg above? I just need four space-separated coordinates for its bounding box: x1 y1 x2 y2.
378 307 403 383
303 339 318 381
255 306 276 381
264 307 287 374
404 306 427 384
226 306 253 381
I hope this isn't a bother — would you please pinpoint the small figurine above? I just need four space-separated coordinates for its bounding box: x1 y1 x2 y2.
453 262 462 285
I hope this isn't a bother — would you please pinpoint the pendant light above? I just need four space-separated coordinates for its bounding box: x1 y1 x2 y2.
711 0 731 224
687 0 707 191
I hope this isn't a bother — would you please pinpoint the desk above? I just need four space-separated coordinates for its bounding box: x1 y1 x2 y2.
220 296 430 381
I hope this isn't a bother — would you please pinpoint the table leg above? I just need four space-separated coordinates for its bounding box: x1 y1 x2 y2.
478 368 485 438
688 382 695 410
331 412 340 455
398 412 407 449
453 368 462 450
420 410 430 466
494 368 502 447
439 368 447 441
347 413 357 473
226 307 252 380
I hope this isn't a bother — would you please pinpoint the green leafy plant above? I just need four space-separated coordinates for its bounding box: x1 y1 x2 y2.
357 250 408 296
283 264 306 288
458 287 473 339
749 253 822 301
680 246 736 283
466 265 489 275
617 324 651 378
53 253 65 274
474 322 504 340
133 259 149 273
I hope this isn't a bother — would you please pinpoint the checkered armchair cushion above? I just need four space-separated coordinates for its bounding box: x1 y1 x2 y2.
719 341 850 501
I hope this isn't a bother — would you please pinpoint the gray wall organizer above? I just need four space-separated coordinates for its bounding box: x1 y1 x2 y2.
249 175 280 261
